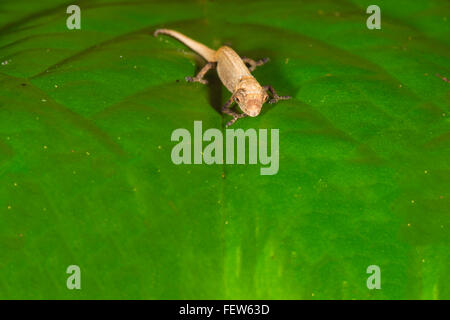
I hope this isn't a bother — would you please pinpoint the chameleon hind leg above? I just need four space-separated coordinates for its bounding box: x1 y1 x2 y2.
241 57 270 72
221 97 247 127
185 62 216 84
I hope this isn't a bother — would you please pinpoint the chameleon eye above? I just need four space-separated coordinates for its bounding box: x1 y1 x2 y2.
234 96 240 103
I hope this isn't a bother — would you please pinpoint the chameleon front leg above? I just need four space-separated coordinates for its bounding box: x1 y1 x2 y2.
263 85 291 104
241 57 270 72
221 97 247 127
225 112 247 127
185 62 216 84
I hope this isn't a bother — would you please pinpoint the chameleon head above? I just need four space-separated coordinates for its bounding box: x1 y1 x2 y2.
234 78 269 117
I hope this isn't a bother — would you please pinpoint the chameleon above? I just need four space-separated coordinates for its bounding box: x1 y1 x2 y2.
154 29 291 127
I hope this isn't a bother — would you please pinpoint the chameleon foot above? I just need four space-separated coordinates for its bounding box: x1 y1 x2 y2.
242 57 270 72
221 98 247 127
257 57 270 66
185 62 216 85
269 95 291 104
185 76 208 85
263 85 291 104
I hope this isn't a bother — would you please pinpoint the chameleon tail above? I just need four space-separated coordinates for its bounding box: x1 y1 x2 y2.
154 29 217 62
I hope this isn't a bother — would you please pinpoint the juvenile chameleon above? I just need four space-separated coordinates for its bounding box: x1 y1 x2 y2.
154 29 291 127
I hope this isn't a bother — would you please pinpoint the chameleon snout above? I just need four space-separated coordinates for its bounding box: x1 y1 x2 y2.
245 99 263 117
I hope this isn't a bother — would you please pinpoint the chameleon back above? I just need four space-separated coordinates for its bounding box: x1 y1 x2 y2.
216 46 253 92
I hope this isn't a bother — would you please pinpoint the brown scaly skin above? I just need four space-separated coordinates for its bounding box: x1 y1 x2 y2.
154 29 291 127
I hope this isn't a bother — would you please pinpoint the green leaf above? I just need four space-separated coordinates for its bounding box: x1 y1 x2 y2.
0 0 449 299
